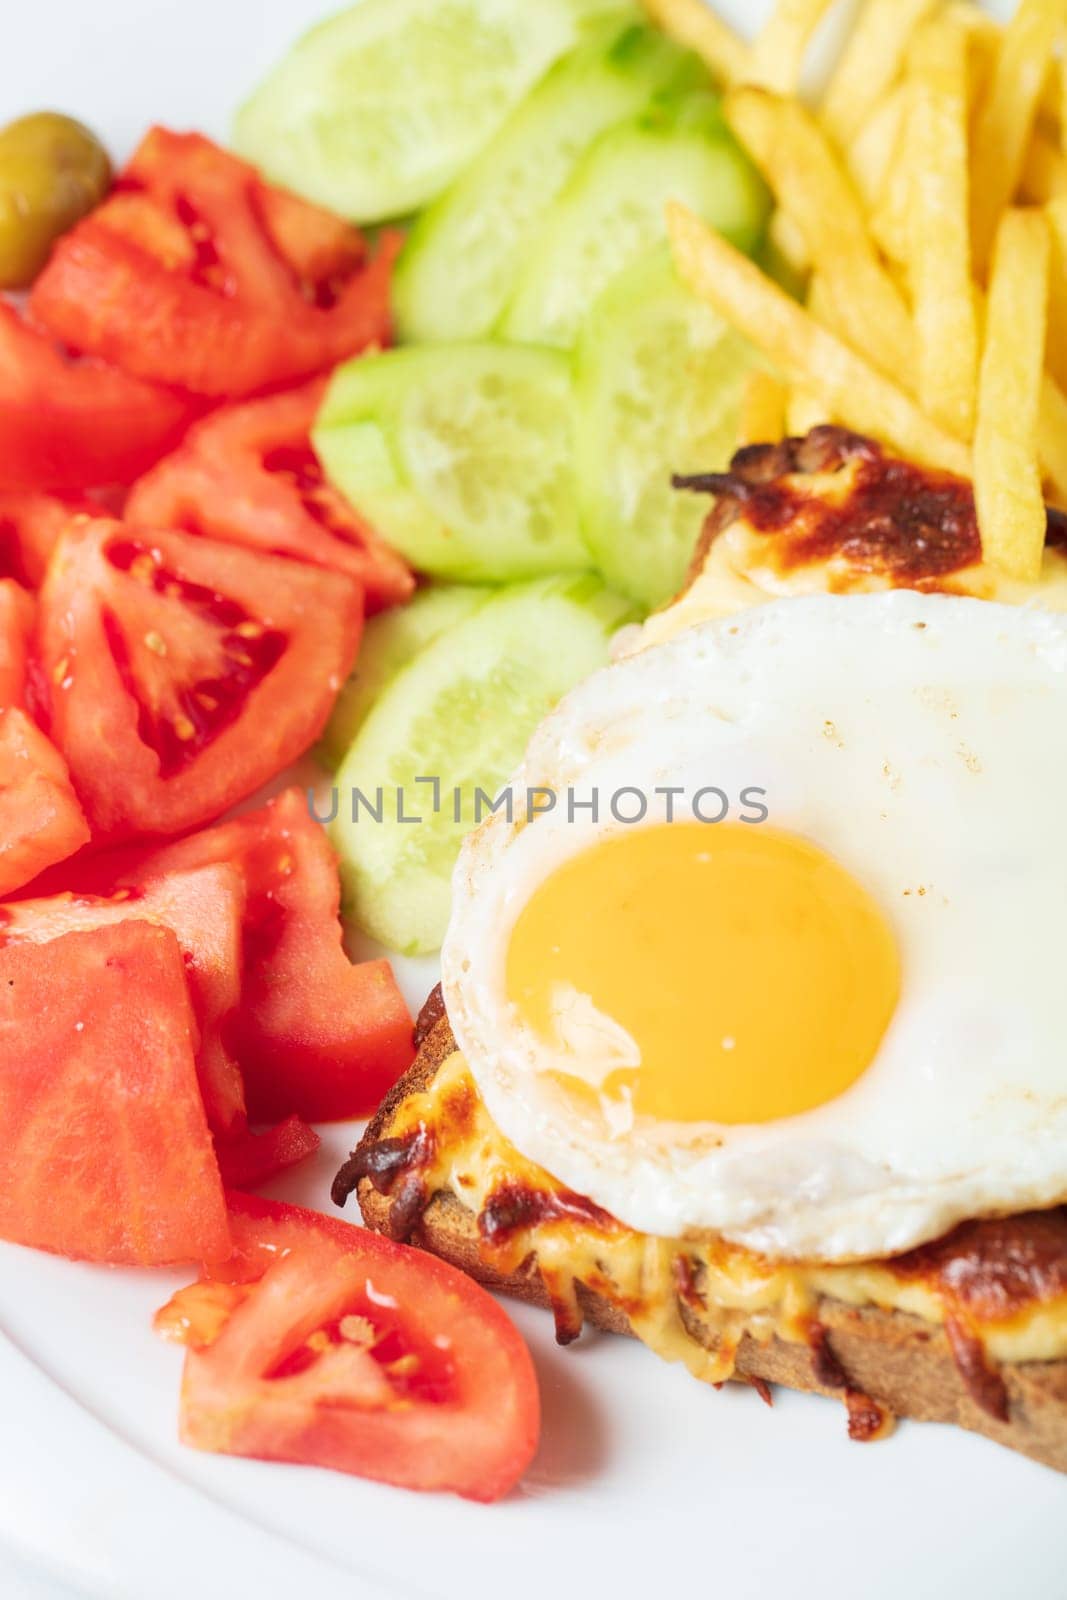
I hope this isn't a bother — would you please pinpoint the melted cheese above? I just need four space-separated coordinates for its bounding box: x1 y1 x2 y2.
631 461 1067 656
388 1053 1067 1381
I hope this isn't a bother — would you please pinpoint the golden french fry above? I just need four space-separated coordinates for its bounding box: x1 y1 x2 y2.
1047 197 1067 390
1038 373 1067 506
1032 43 1067 132
666 202 970 477
868 85 916 270
944 2 1001 42
846 83 908 212
766 208 811 279
945 2 1002 69
820 0 938 147
944 6 1002 130
726 86 915 390
738 369 789 445
970 0 1066 277
1021 130 1067 201
748 0 838 94
907 19 979 441
786 387 829 436
805 271 838 327
971 266 1067 501
973 209 1051 580
639 0 749 86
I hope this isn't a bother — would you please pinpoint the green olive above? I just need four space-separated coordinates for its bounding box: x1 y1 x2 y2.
0 112 111 289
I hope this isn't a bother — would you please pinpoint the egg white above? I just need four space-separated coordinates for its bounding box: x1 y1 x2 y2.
442 592 1067 1262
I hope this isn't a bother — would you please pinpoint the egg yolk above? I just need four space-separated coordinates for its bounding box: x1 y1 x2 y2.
505 823 900 1125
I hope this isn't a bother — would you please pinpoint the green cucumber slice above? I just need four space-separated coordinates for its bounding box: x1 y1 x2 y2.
320 583 491 767
392 21 704 343
313 344 588 582
499 94 770 349
234 0 635 223
331 573 638 953
575 248 755 609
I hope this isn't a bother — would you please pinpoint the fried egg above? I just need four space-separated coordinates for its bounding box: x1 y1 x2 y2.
441 592 1067 1262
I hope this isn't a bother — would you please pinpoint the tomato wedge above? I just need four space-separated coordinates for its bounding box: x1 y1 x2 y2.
0 303 195 493
0 864 247 1137
0 709 91 896
113 788 414 1121
0 921 230 1265
126 383 414 612
0 580 33 705
0 492 94 589
216 1116 321 1190
36 518 362 840
0 580 91 894
155 1193 540 1501
30 129 398 399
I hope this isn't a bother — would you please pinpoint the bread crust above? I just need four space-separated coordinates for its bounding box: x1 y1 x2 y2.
350 1010 1067 1473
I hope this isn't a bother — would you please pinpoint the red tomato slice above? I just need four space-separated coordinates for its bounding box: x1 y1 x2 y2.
216 1115 321 1190
0 921 230 1264
114 788 414 1121
0 492 95 589
0 864 247 1137
0 580 34 705
254 185 367 293
36 518 362 840
155 1193 540 1501
126 383 414 613
30 129 398 399
0 303 195 493
0 708 91 896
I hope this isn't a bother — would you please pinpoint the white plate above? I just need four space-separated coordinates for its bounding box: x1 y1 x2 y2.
3 3 1062 1598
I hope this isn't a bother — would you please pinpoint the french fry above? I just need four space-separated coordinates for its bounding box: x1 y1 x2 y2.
766 209 811 280
1047 197 1067 390
847 83 909 213
1021 130 1067 202
639 0 749 86
907 19 980 440
749 0 838 94
970 0 1066 277
868 86 917 271
944 2 1001 43
945 3 1002 69
805 271 838 328
820 0 938 148
726 86 915 391
971 267 1067 502
945 5 1002 132
804 266 929 414
1038 374 1067 507
973 209 1051 580
786 387 829 436
1035 44 1067 132
666 202 971 477
738 369 789 445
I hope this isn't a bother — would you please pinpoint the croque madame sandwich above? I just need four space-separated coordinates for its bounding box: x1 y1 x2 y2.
335 426 1067 1472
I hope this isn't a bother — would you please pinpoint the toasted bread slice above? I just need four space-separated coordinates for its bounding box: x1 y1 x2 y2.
345 1001 1067 1473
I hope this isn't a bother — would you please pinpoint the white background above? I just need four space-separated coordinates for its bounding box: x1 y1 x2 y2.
2 2 1062 1598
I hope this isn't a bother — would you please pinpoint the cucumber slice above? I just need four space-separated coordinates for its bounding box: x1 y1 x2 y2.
331 573 638 954
320 583 491 767
575 249 755 609
499 95 770 349
234 0 635 223
393 21 704 343
313 344 588 582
